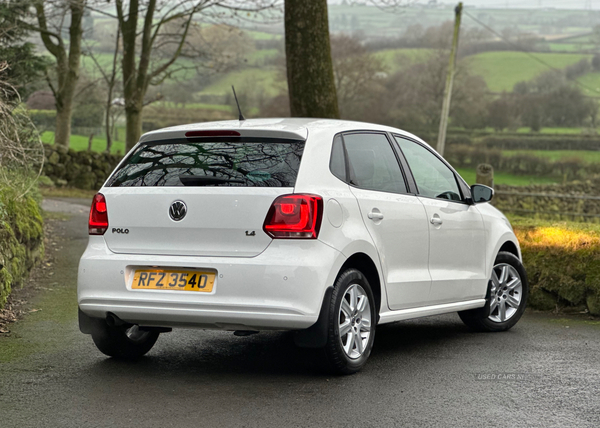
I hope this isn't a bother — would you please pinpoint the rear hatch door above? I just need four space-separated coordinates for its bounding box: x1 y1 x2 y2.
102 136 304 257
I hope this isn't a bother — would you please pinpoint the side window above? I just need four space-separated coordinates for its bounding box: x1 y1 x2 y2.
343 133 408 194
330 135 347 181
395 137 462 202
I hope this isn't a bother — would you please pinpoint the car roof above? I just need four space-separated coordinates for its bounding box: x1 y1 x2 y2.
138 118 427 147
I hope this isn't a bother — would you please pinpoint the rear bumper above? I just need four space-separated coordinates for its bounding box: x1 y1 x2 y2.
78 237 344 331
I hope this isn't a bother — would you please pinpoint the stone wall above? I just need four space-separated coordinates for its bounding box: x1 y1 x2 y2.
43 144 122 190
493 181 600 221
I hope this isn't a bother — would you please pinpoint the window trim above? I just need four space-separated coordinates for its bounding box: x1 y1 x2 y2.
329 134 349 182
391 134 471 205
331 130 413 196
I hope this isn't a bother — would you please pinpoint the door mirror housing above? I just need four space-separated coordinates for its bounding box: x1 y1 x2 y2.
470 184 494 204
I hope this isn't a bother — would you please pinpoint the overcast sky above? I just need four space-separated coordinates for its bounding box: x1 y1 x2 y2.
329 0 600 10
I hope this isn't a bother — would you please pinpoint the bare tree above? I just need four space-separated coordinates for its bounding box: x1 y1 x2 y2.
84 20 121 153
106 0 277 151
330 34 386 119
30 0 86 147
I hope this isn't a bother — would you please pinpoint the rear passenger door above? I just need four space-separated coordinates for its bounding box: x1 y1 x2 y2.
394 136 487 305
339 132 432 311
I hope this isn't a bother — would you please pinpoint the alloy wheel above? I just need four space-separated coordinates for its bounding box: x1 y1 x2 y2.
338 283 372 359
488 263 523 323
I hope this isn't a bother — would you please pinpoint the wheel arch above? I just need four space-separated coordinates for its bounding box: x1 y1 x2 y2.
338 252 382 318
294 251 384 349
498 240 520 259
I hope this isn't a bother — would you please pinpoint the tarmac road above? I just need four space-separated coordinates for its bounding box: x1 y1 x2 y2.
1 198 599 428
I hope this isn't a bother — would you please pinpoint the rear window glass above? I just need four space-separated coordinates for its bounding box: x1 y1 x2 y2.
106 139 305 187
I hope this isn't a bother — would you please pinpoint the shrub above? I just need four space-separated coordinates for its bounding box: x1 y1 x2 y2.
29 109 56 130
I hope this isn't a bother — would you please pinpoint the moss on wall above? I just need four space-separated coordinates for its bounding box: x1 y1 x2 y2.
514 220 600 316
0 186 44 308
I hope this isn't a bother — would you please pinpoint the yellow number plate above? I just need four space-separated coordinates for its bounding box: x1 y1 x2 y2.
132 269 215 292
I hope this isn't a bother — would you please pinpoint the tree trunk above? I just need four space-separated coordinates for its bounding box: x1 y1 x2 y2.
285 0 339 118
105 103 112 153
54 104 72 149
35 0 85 148
125 105 142 150
476 164 494 188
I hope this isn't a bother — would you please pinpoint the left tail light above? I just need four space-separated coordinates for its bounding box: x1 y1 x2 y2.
89 193 108 235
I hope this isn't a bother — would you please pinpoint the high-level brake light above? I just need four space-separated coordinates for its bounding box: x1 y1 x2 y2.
185 130 241 138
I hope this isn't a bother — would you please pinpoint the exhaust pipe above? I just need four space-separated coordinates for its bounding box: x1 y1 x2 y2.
106 312 130 328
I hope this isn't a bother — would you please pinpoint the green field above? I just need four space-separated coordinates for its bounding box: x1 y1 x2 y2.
153 101 232 111
248 48 279 65
373 48 434 72
466 51 592 92
42 131 126 155
502 149 600 163
200 67 282 97
455 167 560 186
576 72 600 96
246 30 281 41
547 42 596 52
81 53 197 82
479 126 588 135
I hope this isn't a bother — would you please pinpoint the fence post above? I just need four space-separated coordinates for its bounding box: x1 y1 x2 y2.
87 133 94 152
476 163 494 188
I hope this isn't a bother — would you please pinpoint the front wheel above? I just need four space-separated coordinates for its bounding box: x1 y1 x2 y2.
459 251 529 332
325 269 377 375
91 321 160 360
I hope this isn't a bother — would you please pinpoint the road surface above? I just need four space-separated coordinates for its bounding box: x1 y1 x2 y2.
1 198 599 428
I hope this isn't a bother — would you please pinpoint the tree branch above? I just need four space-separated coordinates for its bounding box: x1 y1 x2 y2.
149 10 196 80
33 2 64 59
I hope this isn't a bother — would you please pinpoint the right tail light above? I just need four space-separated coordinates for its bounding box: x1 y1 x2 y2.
263 194 323 239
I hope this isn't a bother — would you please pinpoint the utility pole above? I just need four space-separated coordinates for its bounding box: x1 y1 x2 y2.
436 2 462 157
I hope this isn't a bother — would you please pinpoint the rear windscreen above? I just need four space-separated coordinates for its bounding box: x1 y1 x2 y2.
106 139 305 187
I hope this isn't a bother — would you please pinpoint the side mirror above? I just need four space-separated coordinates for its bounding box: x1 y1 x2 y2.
470 184 494 204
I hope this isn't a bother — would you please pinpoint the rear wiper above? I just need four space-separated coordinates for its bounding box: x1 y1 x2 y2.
179 175 245 186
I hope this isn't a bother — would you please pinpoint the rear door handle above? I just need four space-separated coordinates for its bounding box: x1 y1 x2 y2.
368 211 384 221
430 214 443 226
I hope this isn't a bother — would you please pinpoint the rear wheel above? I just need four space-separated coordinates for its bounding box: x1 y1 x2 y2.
459 251 528 332
91 321 159 360
325 269 376 375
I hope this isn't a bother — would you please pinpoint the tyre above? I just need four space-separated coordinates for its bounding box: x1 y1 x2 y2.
325 269 376 375
91 321 160 360
459 251 529 332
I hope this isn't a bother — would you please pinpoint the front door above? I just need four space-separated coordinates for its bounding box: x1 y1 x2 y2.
394 136 487 304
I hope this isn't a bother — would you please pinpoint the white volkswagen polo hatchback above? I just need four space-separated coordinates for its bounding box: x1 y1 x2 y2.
78 118 528 374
